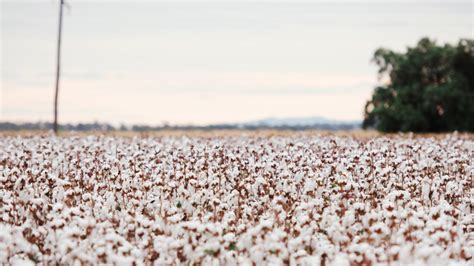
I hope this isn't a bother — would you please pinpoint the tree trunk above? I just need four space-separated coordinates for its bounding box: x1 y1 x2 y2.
54 0 64 135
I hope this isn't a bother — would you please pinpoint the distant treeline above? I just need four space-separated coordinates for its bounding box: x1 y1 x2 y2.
0 121 360 132
364 38 474 132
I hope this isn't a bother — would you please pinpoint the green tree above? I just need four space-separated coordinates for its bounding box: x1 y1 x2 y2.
363 38 474 132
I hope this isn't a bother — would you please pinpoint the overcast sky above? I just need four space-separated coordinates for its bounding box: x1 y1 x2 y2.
1 1 472 125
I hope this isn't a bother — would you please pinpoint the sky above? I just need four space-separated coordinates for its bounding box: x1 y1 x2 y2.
1 0 472 125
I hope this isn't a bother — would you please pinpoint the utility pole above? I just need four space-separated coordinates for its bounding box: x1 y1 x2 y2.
54 0 65 134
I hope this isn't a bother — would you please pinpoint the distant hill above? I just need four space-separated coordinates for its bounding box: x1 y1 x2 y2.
240 117 360 128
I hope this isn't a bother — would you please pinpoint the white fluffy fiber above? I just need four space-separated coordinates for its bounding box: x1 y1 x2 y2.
0 134 472 265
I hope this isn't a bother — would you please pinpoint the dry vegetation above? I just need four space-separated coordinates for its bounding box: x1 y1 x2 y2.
0 132 472 265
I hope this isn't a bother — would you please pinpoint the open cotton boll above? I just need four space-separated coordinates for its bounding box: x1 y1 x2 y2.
0 134 471 265
11 258 35 266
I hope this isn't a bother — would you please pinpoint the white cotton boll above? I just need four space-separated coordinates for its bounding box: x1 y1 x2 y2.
168 213 183 223
421 176 431 203
255 176 265 186
249 247 265 264
122 179 131 191
202 257 221 266
300 255 320 266
332 254 350 266
295 172 304 183
251 183 259 195
353 202 366 212
105 191 116 208
11 258 35 266
109 254 135 266
297 214 310 226
19 188 34 203
82 193 92 201
304 179 316 192
223 233 236 243
14 176 25 189
135 190 144 198
203 239 220 253
131 248 143 261
14 232 34 254
0 227 12 257
446 181 459 197
223 211 236 224
183 244 195 260
111 165 119 176
342 211 355 227
421 246 445 264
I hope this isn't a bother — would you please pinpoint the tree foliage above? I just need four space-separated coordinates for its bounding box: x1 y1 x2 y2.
363 38 474 132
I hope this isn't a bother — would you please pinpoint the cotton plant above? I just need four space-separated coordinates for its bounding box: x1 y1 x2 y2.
0 134 472 265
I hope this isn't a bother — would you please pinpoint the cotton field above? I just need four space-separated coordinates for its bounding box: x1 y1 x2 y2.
0 134 472 265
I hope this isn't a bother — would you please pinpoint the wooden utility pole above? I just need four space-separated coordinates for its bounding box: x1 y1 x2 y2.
54 0 65 134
